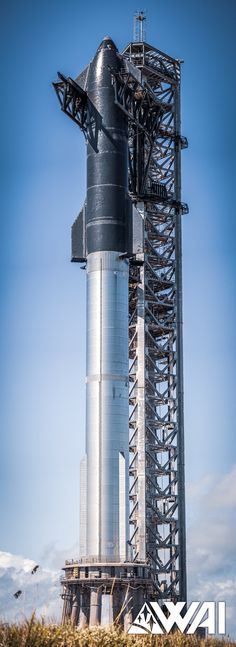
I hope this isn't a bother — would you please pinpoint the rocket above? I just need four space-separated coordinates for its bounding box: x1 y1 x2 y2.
81 36 130 561
53 34 188 627
54 37 135 562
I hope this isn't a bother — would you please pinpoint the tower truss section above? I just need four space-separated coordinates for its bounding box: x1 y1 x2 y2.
122 41 188 603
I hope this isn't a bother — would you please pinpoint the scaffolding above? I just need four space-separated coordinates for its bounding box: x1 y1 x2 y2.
121 40 188 602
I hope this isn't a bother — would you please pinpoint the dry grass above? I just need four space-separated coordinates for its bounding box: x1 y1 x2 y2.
0 616 235 647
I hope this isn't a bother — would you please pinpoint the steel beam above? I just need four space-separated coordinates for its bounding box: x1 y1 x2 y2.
125 41 187 603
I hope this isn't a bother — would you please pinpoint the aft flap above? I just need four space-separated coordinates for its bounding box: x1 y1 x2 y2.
71 202 87 262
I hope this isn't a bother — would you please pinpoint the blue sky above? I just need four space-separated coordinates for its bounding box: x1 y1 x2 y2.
0 0 236 634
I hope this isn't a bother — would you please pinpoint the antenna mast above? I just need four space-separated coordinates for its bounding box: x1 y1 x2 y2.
133 10 147 42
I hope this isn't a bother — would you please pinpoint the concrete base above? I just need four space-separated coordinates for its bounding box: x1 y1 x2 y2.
61 560 156 629
89 589 100 626
101 594 113 626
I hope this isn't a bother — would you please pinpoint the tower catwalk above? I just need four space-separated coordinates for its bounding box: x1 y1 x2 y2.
53 32 188 629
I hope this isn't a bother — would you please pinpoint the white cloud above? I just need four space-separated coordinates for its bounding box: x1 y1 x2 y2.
0 550 62 623
209 466 236 508
39 541 79 571
0 551 35 574
186 473 214 500
187 464 236 638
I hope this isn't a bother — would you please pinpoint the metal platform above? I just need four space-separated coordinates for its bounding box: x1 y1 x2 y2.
61 561 155 628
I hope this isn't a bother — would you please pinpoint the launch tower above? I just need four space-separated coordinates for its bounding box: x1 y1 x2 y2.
53 21 188 628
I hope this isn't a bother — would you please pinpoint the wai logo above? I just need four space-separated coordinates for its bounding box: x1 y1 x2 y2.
128 601 226 635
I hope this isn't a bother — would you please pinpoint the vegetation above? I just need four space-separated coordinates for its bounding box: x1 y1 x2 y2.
0 616 235 647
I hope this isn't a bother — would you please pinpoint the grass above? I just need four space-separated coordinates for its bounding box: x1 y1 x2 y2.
0 616 235 647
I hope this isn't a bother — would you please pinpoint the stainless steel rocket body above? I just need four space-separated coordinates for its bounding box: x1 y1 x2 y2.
83 38 130 561
86 251 129 560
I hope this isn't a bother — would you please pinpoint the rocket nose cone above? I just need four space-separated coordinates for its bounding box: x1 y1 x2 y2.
97 36 118 52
